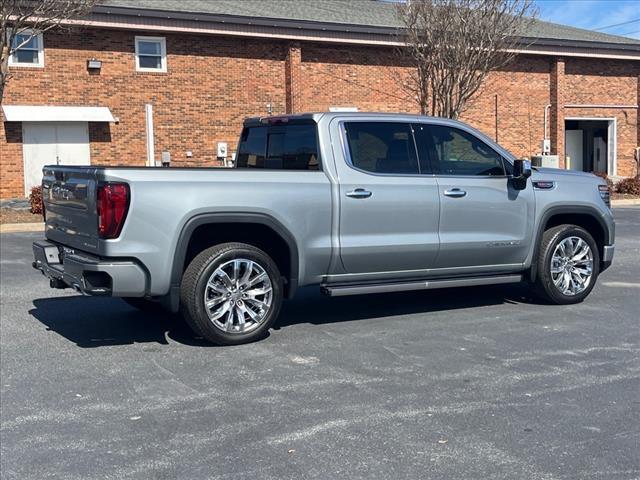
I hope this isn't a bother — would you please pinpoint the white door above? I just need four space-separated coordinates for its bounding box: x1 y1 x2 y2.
593 136 607 173
565 130 583 171
22 122 90 195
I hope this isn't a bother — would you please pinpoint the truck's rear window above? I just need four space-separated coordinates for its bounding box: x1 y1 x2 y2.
236 124 319 170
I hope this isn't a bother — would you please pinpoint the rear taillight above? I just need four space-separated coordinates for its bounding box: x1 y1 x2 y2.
598 184 611 208
97 183 129 239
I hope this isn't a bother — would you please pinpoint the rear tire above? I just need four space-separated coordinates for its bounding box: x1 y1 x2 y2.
180 242 283 345
534 224 600 305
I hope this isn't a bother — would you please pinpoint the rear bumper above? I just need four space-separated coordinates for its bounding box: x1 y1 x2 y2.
32 240 147 297
601 244 615 271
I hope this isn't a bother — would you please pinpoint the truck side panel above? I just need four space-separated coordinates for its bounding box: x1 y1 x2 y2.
46 168 333 295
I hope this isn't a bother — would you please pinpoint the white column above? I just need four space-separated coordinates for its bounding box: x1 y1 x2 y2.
145 104 155 167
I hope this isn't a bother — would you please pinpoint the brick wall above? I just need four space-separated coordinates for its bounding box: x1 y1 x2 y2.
461 56 551 158
564 58 639 177
299 43 415 113
0 122 24 198
1 29 290 198
1 27 639 198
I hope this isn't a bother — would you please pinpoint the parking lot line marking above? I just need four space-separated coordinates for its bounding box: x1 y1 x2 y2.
601 282 640 288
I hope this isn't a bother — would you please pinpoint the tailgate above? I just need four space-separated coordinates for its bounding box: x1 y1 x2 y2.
42 165 101 253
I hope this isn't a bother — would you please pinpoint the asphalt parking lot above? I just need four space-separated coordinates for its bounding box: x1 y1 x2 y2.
1 207 639 480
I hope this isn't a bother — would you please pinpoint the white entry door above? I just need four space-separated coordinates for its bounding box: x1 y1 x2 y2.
22 122 90 195
593 136 607 173
565 130 583 171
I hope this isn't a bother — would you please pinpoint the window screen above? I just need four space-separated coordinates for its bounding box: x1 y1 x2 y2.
344 122 419 175
236 124 319 170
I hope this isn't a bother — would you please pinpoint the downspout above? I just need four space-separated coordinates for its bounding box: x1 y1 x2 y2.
494 94 499 142
145 104 155 167
543 103 551 147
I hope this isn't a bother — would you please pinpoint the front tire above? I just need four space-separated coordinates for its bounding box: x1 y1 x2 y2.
534 224 600 305
180 242 283 345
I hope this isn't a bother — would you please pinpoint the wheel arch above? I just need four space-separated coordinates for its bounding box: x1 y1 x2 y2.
528 206 609 283
165 213 300 311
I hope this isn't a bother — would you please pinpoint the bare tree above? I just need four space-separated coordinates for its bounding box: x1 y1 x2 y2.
397 0 537 119
1 0 97 104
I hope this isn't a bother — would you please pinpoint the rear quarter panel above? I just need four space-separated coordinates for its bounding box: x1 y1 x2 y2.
97 168 333 295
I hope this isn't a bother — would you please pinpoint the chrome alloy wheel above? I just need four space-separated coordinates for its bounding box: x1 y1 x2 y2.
550 236 594 296
203 258 273 334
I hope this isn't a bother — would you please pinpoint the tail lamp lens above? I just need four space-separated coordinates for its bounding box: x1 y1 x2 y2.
97 183 129 239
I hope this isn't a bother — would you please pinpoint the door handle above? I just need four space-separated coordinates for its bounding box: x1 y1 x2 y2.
443 188 467 198
346 188 372 199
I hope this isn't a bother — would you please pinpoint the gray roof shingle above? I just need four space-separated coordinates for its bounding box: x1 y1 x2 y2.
99 0 640 46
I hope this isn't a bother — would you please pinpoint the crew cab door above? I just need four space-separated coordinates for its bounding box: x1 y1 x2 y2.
413 122 535 269
332 120 440 276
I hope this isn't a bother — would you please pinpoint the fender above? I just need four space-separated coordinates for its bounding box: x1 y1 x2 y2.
528 205 610 283
163 212 300 312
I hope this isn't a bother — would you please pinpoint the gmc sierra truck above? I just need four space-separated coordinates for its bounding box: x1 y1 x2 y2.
33 113 615 345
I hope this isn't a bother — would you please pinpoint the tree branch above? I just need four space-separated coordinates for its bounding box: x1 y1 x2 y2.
397 0 537 119
1 0 97 104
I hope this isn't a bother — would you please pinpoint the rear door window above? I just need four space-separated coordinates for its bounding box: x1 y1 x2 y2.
236 124 320 170
343 122 419 175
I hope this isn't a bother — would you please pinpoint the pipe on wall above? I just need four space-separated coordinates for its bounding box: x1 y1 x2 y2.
543 103 551 141
145 104 155 167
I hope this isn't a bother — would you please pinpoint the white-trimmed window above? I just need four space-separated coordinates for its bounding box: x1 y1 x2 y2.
8 31 44 67
135 36 166 72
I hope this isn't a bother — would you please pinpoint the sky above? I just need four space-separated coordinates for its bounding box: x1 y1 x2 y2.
535 0 640 39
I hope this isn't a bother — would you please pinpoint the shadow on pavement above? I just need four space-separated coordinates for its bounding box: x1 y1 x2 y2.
275 283 536 328
29 283 539 348
29 296 211 348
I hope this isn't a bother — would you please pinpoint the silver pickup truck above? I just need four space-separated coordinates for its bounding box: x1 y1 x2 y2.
33 112 615 345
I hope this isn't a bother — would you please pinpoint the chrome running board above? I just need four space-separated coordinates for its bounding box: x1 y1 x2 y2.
321 274 522 297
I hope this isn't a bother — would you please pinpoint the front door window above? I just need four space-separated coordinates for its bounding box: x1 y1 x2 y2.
416 124 506 177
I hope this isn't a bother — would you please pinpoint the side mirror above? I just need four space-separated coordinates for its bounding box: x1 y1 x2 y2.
512 158 532 190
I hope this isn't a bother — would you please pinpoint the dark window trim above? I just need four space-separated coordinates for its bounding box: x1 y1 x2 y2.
411 122 434 175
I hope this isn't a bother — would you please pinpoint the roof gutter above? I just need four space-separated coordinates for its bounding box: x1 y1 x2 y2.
83 5 640 59
515 36 640 53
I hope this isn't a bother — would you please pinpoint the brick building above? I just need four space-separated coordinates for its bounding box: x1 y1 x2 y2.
1 0 639 199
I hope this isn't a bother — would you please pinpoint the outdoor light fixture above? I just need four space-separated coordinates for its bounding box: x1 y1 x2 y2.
87 58 102 70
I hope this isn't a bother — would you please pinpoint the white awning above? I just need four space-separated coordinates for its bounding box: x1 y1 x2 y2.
2 105 116 122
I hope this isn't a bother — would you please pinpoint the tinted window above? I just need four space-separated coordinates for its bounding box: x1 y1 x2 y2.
417 125 505 176
236 124 319 170
344 122 419 175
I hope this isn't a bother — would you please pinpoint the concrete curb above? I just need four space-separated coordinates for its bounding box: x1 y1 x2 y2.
0 222 44 233
612 199 640 206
